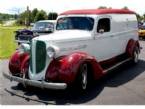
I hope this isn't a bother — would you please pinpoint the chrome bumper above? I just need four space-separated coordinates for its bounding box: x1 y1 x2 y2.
3 72 67 90
15 40 30 44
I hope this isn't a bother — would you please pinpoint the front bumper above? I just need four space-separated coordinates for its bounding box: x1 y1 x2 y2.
3 72 67 90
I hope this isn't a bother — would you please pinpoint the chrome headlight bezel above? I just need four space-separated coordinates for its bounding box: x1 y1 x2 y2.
46 45 60 58
47 47 56 58
18 43 30 54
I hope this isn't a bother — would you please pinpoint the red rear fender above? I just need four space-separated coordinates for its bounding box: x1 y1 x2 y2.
126 39 140 57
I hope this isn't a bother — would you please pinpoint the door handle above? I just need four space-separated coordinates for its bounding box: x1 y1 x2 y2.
110 35 114 37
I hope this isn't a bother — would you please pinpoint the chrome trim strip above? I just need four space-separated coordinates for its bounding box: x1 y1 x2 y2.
104 58 132 73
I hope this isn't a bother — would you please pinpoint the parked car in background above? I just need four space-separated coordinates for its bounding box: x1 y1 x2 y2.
139 28 145 39
138 22 145 39
138 21 143 29
15 20 56 44
4 9 140 91
32 20 55 33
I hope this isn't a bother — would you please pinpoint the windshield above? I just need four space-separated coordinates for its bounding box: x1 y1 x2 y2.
33 22 54 30
56 17 94 31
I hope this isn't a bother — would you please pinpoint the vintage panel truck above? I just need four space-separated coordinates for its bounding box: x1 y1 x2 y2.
3 9 140 90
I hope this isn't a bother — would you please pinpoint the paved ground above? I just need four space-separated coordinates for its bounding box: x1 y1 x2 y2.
0 41 145 105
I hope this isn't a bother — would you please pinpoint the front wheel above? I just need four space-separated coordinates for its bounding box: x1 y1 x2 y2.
78 63 88 90
132 47 139 64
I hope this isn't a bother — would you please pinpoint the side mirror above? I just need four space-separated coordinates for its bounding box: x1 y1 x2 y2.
99 29 105 34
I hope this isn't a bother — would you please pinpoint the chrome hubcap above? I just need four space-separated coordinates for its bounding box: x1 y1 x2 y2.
81 64 87 90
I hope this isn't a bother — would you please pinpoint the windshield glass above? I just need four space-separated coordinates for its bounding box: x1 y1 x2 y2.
56 17 94 31
33 22 54 30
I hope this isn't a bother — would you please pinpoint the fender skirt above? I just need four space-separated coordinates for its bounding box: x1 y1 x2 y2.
45 52 104 84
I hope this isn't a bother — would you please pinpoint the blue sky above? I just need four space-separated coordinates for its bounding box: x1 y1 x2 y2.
0 0 145 15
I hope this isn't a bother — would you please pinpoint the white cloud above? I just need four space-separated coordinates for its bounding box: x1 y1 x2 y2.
0 0 145 15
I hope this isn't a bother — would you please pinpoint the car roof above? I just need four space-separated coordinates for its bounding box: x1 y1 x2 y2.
60 9 135 15
36 20 56 23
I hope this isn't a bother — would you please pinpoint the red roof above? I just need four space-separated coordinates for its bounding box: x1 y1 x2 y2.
60 9 135 15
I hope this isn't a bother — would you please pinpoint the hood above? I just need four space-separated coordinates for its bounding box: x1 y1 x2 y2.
34 30 92 42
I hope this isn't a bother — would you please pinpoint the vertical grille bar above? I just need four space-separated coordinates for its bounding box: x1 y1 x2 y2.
30 41 33 72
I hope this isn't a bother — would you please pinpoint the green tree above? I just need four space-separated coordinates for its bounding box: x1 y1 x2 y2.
136 13 143 22
143 13 145 21
0 20 3 24
23 6 32 27
48 12 58 20
16 6 32 26
31 8 38 22
34 10 47 22
16 11 27 25
0 13 15 21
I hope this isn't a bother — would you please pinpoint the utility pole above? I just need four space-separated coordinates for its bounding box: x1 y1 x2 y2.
26 6 30 27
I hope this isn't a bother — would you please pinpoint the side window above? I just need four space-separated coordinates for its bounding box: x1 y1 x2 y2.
97 18 110 33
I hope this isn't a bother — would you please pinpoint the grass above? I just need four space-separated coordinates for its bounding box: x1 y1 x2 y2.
0 26 25 59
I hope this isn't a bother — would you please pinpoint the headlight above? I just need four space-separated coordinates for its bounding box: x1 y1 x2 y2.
47 47 55 58
33 32 39 37
18 44 30 54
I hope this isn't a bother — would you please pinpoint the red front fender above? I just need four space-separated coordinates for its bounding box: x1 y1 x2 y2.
45 52 104 84
9 51 29 76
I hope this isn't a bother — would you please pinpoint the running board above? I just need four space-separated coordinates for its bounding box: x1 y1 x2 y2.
103 58 132 73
